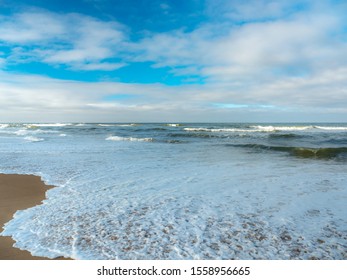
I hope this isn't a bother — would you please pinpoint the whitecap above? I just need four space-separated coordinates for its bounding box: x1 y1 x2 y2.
250 125 314 131
106 136 153 142
27 123 72 127
15 129 29 136
24 136 44 142
0 124 9 129
184 127 255 132
315 126 347 131
166 124 181 127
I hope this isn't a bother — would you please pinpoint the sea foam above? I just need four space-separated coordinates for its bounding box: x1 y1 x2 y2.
0 122 346 260
24 136 44 142
106 136 153 142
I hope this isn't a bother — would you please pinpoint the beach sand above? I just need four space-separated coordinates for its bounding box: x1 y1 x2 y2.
0 174 69 260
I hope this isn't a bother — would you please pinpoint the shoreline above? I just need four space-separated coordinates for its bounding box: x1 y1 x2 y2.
0 173 70 260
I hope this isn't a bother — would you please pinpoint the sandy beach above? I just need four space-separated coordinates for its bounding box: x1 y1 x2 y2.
0 173 69 260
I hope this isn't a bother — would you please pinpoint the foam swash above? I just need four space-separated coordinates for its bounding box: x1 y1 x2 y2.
0 123 346 259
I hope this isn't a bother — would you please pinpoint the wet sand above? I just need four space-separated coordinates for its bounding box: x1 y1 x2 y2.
0 174 70 260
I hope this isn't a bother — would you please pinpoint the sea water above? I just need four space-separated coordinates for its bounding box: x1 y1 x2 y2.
0 123 346 259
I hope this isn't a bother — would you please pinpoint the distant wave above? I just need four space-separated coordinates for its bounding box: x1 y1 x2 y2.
26 123 72 128
165 124 183 127
184 126 312 132
99 124 138 127
268 133 302 139
250 125 314 132
184 125 347 133
314 126 347 130
106 136 153 142
229 143 347 160
165 139 187 144
184 127 254 132
15 129 29 136
24 136 44 142
169 132 221 138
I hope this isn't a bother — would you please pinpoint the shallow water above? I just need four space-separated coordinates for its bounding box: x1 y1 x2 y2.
1 123 346 259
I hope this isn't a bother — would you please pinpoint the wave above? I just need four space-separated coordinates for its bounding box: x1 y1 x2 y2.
184 126 314 133
314 126 347 131
133 128 168 132
26 123 72 128
106 136 153 142
0 124 9 129
166 124 183 127
168 133 221 138
184 127 254 132
268 133 302 139
15 129 29 136
165 139 187 144
250 125 314 132
101 124 139 127
252 125 347 132
229 144 347 160
24 136 44 142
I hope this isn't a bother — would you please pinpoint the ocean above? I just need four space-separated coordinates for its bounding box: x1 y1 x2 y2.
0 123 346 259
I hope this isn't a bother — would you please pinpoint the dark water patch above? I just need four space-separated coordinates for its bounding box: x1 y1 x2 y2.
268 133 302 139
133 128 168 132
168 133 222 139
227 144 347 160
164 139 188 144
321 138 347 145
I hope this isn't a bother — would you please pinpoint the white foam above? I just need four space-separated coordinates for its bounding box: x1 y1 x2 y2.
106 136 153 142
27 123 72 127
0 124 9 129
250 125 314 131
24 136 44 142
117 124 138 127
315 126 347 130
167 124 181 127
99 124 136 127
59 134 67 137
183 125 314 133
15 129 29 135
1 123 346 260
184 127 256 132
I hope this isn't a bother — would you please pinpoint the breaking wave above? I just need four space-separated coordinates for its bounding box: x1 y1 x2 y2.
24 136 45 142
228 144 347 160
106 136 154 142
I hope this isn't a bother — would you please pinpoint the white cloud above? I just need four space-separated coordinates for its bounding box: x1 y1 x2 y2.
0 1 346 122
0 68 346 123
0 10 127 70
132 10 346 82
0 11 65 43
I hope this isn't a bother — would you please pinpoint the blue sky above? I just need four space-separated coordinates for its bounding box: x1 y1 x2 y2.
0 0 347 122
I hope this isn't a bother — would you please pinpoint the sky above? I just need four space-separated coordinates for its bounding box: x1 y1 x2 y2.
0 0 347 122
